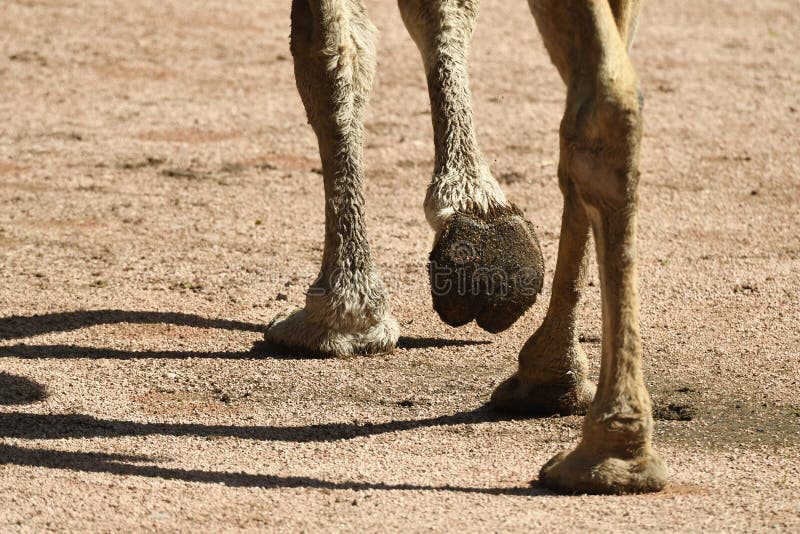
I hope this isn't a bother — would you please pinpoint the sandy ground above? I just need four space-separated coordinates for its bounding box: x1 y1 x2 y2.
1 0 799 531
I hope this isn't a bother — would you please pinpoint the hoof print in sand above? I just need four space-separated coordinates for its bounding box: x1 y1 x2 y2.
428 208 544 333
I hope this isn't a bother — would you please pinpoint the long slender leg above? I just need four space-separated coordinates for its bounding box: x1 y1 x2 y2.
531 0 667 493
491 0 642 416
398 0 545 333
264 0 399 357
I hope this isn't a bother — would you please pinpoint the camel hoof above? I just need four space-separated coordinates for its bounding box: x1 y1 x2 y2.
538 445 668 495
490 373 595 416
263 308 399 357
428 207 544 333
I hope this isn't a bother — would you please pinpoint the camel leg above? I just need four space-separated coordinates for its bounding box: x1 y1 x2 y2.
529 0 667 493
491 181 595 415
264 0 399 357
398 0 546 334
491 0 641 416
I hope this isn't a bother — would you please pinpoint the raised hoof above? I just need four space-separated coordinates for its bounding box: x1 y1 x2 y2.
490 373 595 416
428 207 544 333
538 445 668 495
263 308 399 358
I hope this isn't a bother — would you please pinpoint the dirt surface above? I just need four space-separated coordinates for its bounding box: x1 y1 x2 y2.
1 0 799 531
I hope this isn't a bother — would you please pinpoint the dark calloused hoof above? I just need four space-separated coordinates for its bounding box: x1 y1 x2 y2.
428 206 544 333
489 373 595 416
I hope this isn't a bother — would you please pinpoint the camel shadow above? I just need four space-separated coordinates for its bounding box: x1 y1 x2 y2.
1 337 489 360
0 405 547 495
0 310 529 495
0 309 266 341
0 309 490 360
0 405 527 442
0 442 546 496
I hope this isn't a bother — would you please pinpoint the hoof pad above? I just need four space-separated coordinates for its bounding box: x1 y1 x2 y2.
428 208 544 333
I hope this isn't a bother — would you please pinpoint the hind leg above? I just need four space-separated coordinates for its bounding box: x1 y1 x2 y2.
398 0 545 333
265 0 399 357
491 181 595 415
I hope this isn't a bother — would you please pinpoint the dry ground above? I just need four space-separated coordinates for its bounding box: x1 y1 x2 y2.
1 0 799 531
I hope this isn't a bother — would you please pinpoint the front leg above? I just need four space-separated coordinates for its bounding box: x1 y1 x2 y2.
531 0 667 494
265 0 399 357
399 0 545 333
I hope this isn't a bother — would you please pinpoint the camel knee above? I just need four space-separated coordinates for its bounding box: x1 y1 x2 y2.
562 77 643 211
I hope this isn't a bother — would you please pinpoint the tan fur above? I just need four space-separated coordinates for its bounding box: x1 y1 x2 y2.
268 0 667 494
524 0 666 494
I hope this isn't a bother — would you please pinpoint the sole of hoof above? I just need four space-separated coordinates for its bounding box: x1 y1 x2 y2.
490 373 595 416
428 206 544 333
263 308 400 358
538 446 668 495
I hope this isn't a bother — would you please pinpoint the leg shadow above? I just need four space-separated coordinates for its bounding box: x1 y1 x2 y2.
0 442 546 496
1 344 257 360
249 336 492 360
0 405 525 441
0 309 265 341
0 309 490 360
0 336 490 360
